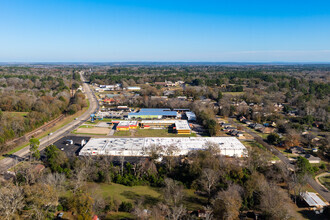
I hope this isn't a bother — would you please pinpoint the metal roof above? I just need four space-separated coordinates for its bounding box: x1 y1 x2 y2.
79 137 247 157
129 109 178 116
300 192 327 207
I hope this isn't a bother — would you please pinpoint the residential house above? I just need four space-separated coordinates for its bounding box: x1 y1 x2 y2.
304 154 321 164
289 146 305 155
260 127 276 134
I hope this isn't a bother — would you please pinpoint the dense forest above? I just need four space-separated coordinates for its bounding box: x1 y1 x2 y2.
0 67 86 153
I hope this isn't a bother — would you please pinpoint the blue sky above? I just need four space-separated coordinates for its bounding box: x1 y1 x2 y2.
1 0 330 62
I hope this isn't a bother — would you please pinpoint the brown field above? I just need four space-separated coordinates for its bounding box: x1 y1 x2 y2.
75 127 110 135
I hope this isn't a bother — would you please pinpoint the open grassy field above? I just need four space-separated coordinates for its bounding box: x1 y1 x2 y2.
113 130 131 136
241 140 266 150
135 128 196 137
5 111 29 117
87 182 206 211
89 183 162 203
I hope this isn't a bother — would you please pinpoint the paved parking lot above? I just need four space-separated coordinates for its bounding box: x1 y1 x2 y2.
52 136 91 157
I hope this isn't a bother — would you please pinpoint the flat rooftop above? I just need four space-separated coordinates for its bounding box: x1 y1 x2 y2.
79 137 247 157
129 108 178 116
174 120 191 131
117 121 138 126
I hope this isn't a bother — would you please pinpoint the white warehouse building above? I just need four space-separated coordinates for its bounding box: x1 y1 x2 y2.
79 137 247 158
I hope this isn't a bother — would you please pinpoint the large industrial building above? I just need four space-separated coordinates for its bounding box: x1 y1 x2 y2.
79 137 247 157
128 108 178 119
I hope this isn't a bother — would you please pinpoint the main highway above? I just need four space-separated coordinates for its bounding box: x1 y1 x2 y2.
0 72 98 172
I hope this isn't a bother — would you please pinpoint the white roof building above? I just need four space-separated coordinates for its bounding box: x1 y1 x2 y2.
300 192 327 208
79 137 247 157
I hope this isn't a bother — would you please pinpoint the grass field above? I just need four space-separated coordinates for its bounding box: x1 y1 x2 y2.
89 183 162 203
319 175 330 191
87 182 206 211
241 140 266 150
113 130 131 136
135 128 196 137
5 111 29 117
78 125 94 128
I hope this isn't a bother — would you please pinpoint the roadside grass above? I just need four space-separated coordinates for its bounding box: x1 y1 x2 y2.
85 118 113 124
72 132 106 136
241 140 266 150
318 175 330 191
78 125 94 128
1 99 90 160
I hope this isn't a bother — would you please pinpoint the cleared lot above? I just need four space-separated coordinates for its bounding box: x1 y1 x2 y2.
75 127 110 135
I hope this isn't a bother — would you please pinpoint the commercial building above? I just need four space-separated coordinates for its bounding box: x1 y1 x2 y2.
174 120 191 134
185 112 197 121
126 86 141 91
79 137 247 157
139 120 191 134
116 121 138 131
128 108 178 119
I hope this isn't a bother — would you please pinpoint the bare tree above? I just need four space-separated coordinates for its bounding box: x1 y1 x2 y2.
164 145 179 172
212 184 242 220
164 178 184 207
200 168 219 202
0 184 24 220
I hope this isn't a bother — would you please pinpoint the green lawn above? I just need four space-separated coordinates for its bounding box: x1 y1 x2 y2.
135 128 196 137
106 212 135 220
319 175 330 191
6 111 29 117
113 130 131 136
88 183 162 204
88 182 205 211
241 140 266 150
78 125 94 128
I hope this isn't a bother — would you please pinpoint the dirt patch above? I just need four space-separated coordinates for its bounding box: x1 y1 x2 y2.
76 127 110 135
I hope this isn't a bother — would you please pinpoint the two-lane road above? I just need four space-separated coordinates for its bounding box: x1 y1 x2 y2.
0 72 98 172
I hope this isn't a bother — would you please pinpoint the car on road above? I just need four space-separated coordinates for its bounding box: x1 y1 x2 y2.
57 213 64 219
